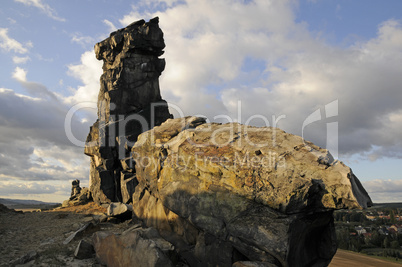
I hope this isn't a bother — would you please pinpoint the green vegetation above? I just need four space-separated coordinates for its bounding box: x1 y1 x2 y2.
334 203 402 262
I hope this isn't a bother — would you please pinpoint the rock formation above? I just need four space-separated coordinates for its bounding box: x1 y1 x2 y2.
85 17 171 205
86 18 373 266
70 179 81 199
62 179 92 207
129 116 372 266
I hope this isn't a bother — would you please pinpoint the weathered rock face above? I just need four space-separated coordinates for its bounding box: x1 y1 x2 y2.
85 17 172 205
107 202 133 221
130 116 372 266
86 18 373 267
62 180 92 207
74 240 95 260
93 227 177 267
70 179 81 198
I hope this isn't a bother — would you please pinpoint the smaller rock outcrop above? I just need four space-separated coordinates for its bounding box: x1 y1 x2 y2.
62 180 92 207
70 179 81 199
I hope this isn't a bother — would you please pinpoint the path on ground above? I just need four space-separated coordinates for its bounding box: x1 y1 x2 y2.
330 249 402 267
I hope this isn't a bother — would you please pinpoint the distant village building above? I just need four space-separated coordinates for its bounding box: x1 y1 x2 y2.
355 226 367 235
365 215 376 221
379 227 389 235
389 224 402 235
362 232 372 243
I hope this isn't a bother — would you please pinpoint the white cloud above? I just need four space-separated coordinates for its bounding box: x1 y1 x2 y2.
7 18 17 24
71 34 95 48
35 53 54 62
5 0 397 202
0 88 91 202
362 179 402 203
103 19 118 32
0 180 56 195
118 1 402 161
14 0 66 22
365 20 402 53
0 88 89 147
0 180 75 203
12 66 27 81
12 56 30 64
12 67 58 100
119 0 307 116
0 28 30 54
65 50 103 105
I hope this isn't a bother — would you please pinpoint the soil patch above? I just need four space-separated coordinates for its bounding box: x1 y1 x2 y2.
0 203 112 266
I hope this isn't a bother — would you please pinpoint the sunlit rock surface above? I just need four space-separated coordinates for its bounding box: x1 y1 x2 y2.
130 116 372 266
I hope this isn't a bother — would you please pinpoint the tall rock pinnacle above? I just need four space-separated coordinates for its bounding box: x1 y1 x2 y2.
85 17 172 204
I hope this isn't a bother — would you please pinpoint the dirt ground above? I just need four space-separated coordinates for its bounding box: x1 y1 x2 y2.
1 203 401 267
0 203 125 267
330 249 402 267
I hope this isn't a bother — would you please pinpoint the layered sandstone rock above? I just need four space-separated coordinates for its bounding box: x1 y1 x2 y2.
86 18 373 267
85 17 172 205
129 116 372 266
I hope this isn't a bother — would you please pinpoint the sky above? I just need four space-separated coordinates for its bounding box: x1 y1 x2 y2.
0 0 401 203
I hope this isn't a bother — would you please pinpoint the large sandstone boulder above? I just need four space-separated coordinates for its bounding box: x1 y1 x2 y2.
130 116 372 266
135 116 371 213
85 17 172 205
